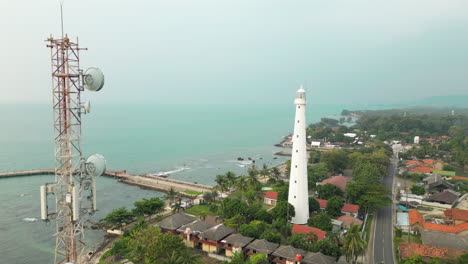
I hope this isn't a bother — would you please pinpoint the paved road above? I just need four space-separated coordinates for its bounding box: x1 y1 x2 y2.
373 154 397 264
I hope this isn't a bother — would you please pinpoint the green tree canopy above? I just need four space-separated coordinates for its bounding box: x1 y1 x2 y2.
127 227 187 263
307 212 333 231
308 163 330 187
411 184 425 196
317 183 344 199
133 197 165 218
326 196 344 217
309 197 320 212
102 207 135 227
270 201 295 222
320 149 349 173
343 224 367 263
221 197 248 219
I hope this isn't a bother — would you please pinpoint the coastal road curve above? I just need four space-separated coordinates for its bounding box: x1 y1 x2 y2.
373 153 397 264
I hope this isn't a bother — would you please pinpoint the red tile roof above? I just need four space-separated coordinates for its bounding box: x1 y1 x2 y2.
399 243 467 260
408 210 425 225
441 135 450 139
264 191 278 200
451 176 468 181
291 224 326 240
341 204 359 214
422 159 434 164
318 176 354 192
409 210 468 233
444 209 468 222
337 215 363 227
400 132 409 135
316 199 359 214
405 160 423 166
317 199 327 209
408 166 436 174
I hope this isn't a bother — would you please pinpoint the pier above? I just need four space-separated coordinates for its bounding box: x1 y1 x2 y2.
0 169 213 197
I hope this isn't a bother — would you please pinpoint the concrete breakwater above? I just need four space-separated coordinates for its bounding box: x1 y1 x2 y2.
0 169 213 197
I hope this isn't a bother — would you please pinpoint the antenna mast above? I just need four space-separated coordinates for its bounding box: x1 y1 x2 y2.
41 4 106 264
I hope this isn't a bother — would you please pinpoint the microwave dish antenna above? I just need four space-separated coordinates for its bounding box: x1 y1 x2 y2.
83 67 105 91
86 154 107 177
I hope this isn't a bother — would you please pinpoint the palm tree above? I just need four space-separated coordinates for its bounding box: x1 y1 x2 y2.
163 187 179 203
343 224 367 264
214 174 228 194
177 249 202 264
271 167 281 180
261 163 269 177
225 171 237 189
247 168 260 187
236 175 248 200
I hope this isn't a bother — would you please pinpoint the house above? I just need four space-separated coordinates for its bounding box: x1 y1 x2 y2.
444 208 468 225
408 210 468 233
291 224 326 241
317 199 360 217
427 189 459 205
422 174 442 186
331 219 343 232
398 243 467 262
245 239 280 258
176 220 213 248
271 245 307 264
408 166 436 174
221 233 254 257
154 213 196 234
198 224 234 253
421 229 468 251
311 141 322 147
302 252 337 264
337 215 363 228
317 176 354 192
428 181 454 193
264 191 278 206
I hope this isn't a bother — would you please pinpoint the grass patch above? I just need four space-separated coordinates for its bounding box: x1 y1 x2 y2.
183 190 202 195
262 204 273 211
416 206 433 211
184 204 217 216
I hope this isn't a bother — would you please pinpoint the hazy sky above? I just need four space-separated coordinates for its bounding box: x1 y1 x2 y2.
1 0 468 105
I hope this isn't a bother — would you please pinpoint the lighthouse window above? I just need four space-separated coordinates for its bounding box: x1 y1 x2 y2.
297 135 299 138
297 120 300 123
294 196 296 198
298 106 300 109
295 180 297 183
296 150 298 153
295 165 297 168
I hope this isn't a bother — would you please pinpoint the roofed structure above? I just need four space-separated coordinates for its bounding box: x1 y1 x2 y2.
428 189 459 204
176 220 213 235
199 224 234 241
264 191 278 200
408 210 468 233
272 245 307 263
155 213 196 232
398 243 467 261
245 239 279 254
221 233 254 248
318 176 354 192
421 229 468 251
317 199 359 215
302 252 336 264
337 215 363 227
291 224 326 240
444 208 468 223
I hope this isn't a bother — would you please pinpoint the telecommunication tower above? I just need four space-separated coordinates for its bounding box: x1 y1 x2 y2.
40 18 107 264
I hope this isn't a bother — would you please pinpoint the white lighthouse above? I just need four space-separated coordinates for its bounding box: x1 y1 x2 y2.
288 86 309 224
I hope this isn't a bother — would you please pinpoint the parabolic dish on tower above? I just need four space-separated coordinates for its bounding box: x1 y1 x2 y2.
86 154 106 177
83 67 105 91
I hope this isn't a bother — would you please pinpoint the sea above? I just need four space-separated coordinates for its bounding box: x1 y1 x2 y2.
0 103 375 263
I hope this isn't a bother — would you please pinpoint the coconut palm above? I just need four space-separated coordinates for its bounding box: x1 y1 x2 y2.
261 163 269 176
236 175 248 200
247 168 260 188
225 171 237 189
271 167 281 180
343 224 367 264
163 187 179 203
172 202 184 213
214 174 228 194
